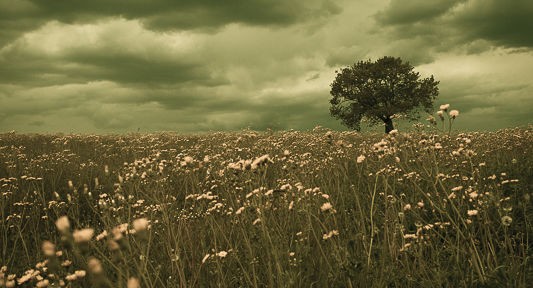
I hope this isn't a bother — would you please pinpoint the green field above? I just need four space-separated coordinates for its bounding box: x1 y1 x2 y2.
1 127 531 287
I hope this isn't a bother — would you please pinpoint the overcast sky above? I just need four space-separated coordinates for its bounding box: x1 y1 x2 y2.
1 0 532 133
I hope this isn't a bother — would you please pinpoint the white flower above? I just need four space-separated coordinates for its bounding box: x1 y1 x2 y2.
132 218 149 232
73 228 94 243
36 279 49 288
468 191 479 199
87 258 103 274
41 241 56 257
322 230 339 240
235 207 245 215
320 202 333 212
440 104 450 111
356 155 366 163
449 110 459 119
95 231 108 241
467 209 478 216
127 277 141 288
216 251 228 258
55 216 70 233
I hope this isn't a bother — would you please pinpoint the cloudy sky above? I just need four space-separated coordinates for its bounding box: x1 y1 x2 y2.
1 0 532 133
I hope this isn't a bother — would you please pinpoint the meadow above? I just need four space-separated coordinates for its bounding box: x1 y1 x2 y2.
0 124 531 287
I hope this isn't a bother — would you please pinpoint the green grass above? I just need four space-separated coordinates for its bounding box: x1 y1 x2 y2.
0 127 531 287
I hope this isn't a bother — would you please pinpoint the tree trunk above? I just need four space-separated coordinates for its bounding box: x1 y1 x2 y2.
384 117 394 134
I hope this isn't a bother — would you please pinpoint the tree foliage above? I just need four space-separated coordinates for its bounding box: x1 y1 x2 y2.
329 56 439 133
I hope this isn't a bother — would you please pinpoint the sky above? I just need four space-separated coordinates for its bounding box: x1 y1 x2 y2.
0 0 532 133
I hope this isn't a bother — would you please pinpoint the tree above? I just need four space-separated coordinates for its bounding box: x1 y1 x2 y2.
329 56 439 133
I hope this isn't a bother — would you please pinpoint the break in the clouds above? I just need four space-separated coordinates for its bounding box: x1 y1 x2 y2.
0 0 532 133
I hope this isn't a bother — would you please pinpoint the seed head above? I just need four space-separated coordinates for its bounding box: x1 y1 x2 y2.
55 216 70 234
132 218 149 232
73 228 94 243
501 216 512 226
449 110 459 119
41 241 56 257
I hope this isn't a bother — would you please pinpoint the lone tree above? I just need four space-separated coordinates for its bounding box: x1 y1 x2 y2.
329 56 439 133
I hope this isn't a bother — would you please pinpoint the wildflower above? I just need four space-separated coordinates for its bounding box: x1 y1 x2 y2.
403 234 417 239
439 104 450 111
437 110 444 120
417 201 424 208
252 218 261 225
288 201 294 210
216 251 228 258
251 154 273 170
36 279 49 288
55 216 70 233
403 204 412 211
17 274 32 285
202 254 210 263
400 243 412 252
449 110 459 119
41 241 55 257
467 209 478 216
356 155 366 163
73 228 94 243
127 277 141 288
107 239 120 251
96 231 108 241
501 216 512 226
65 274 77 282
132 218 149 232
322 230 339 240
87 258 103 274
451 186 463 192
320 202 333 212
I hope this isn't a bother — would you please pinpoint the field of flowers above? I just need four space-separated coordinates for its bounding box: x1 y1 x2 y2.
0 125 531 287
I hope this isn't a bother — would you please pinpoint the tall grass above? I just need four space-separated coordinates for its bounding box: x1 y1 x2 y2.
0 126 531 287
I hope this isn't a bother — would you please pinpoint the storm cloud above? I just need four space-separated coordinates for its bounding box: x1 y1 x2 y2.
0 0 531 133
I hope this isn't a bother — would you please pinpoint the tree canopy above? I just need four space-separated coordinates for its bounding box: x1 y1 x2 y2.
329 56 439 133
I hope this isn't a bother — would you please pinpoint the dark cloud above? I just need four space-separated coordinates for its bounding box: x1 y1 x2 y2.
0 0 531 133
0 0 341 48
376 0 465 25
376 0 533 50
450 0 533 48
